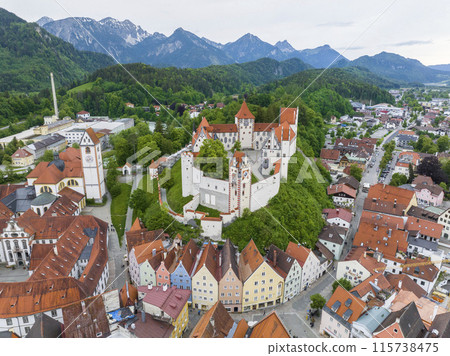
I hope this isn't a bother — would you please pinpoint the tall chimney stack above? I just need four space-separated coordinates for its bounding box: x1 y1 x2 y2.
50 73 59 119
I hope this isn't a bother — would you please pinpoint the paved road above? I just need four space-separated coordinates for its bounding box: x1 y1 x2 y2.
84 193 127 291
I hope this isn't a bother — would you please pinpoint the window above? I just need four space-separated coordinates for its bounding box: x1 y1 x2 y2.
6 318 12 326
25 327 30 334
14 240 19 250
5 240 10 250
85 147 91 154
23 316 29 323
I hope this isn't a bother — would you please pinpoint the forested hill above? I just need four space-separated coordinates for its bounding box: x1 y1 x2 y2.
0 8 114 92
85 57 312 97
260 67 396 104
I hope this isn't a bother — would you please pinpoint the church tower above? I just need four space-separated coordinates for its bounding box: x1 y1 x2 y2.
228 151 251 217
80 128 106 201
235 101 255 150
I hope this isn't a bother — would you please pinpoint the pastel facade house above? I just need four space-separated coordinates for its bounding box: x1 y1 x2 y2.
76 111 90 120
156 248 177 287
122 162 132 175
128 239 164 286
393 162 410 177
139 252 164 287
327 184 356 208
414 182 444 207
170 239 199 302
317 225 345 260
266 244 302 303
405 216 443 259
320 286 366 338
191 242 220 310
322 208 352 228
11 148 34 167
336 248 386 286
285 242 321 290
218 239 242 312
239 240 284 311
139 285 191 338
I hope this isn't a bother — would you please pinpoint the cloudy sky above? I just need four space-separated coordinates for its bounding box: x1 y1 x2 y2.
2 0 449 65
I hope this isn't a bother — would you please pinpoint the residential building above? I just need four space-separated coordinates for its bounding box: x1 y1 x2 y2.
191 242 220 310
327 184 356 208
373 302 426 338
349 273 390 301
24 134 67 160
427 312 450 338
364 184 417 216
219 239 242 312
385 273 427 298
320 149 340 163
393 162 410 177
156 249 177 287
286 242 322 290
239 240 284 311
322 208 352 228
401 258 439 293
320 286 366 338
76 111 90 120
317 225 345 260
246 311 290 338
190 301 235 338
266 244 302 303
128 239 164 286
11 148 34 167
336 248 386 286
139 285 191 338
337 175 360 191
414 182 444 207
170 239 199 302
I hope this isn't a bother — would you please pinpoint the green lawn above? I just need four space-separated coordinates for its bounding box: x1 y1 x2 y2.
165 160 193 213
68 82 94 94
111 183 132 244
196 204 221 218
251 173 259 184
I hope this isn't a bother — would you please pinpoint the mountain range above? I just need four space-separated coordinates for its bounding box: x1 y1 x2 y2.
36 15 450 84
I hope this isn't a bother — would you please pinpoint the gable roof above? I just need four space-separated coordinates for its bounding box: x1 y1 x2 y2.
350 273 390 299
266 244 296 278
25 313 63 338
84 128 100 145
141 285 191 320
126 227 164 253
220 239 240 280
249 311 290 338
133 240 165 265
322 208 353 223
428 312 450 338
239 240 264 281
279 107 297 126
405 216 443 239
402 258 439 282
343 247 386 274
190 301 235 338
318 225 345 245
385 273 426 298
412 175 434 186
337 175 360 190
327 184 357 198
285 241 312 267
320 148 340 161
367 184 415 209
325 286 366 324
194 242 219 280
414 182 444 196
360 211 406 230
176 239 200 275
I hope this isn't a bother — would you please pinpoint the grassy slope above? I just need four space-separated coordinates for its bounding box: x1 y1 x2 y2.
165 160 193 213
111 183 132 243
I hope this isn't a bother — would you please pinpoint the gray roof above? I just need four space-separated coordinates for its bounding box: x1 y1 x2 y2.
407 206 440 222
221 239 240 280
407 235 438 251
397 134 418 142
266 244 296 276
428 312 450 338
374 302 426 337
28 134 66 152
1 186 36 213
25 313 63 338
318 225 344 245
31 192 57 206
354 307 390 333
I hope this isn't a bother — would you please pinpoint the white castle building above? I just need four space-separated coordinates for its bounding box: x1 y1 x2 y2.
181 102 298 221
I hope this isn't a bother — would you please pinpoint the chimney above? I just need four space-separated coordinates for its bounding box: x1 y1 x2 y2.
374 278 378 286
53 245 58 256
364 251 367 258
274 249 277 267
398 280 402 290
152 248 156 257
163 284 168 292
141 311 146 323
377 254 381 262
388 229 392 237
81 300 86 314
432 304 439 322
394 199 397 208
148 283 153 290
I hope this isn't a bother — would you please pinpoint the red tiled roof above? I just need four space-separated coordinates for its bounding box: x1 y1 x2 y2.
239 240 264 281
322 208 353 223
253 123 278 132
58 187 84 203
13 148 32 158
279 107 297 126
402 258 439 282
85 128 100 145
209 124 238 133
141 285 190 320
385 273 427 298
133 240 165 265
235 101 255 120
405 216 443 239
325 286 366 324
190 301 235 338
285 241 311 268
320 149 340 161
193 242 219 281
250 311 290 338
354 222 408 256
360 211 405 230
274 121 295 142
327 184 357 198
350 273 390 299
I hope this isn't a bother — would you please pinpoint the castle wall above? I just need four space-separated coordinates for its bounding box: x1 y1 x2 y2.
250 172 281 212
199 176 229 213
200 218 223 241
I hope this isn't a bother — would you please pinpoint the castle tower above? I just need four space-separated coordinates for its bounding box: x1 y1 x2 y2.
80 128 105 201
235 101 255 150
228 151 251 217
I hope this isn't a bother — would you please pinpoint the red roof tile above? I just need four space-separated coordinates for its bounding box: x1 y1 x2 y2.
235 101 255 120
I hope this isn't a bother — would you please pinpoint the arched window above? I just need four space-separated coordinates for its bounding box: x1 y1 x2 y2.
36 208 41 216
43 207 47 212
85 147 91 154
13 240 19 250
5 240 11 250
68 179 79 187
58 182 65 191
22 240 27 249
40 186 53 194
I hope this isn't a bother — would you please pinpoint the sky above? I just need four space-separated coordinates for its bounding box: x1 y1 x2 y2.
2 0 450 65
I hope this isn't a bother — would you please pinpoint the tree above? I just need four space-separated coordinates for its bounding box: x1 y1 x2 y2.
231 140 241 153
310 294 326 310
129 188 151 216
72 142 80 149
417 156 449 185
332 278 352 293
437 136 450 153
349 164 363 182
41 150 55 162
408 163 415 183
197 139 229 179
390 173 408 187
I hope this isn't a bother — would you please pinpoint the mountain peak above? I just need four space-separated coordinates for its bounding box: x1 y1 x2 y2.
36 16 54 27
275 40 297 53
